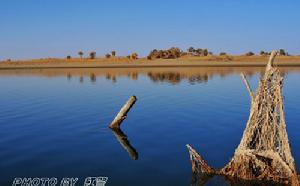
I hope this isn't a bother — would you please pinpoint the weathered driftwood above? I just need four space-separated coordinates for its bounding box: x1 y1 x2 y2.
111 128 138 160
109 96 137 129
187 51 299 185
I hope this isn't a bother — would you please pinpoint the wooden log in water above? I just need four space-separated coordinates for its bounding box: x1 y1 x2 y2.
109 96 137 129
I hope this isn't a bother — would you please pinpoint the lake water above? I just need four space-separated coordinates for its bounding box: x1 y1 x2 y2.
0 67 299 186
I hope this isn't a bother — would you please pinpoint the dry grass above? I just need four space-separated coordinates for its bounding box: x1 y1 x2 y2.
1 55 300 69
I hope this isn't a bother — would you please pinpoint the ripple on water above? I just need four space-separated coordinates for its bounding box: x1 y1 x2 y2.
0 70 299 186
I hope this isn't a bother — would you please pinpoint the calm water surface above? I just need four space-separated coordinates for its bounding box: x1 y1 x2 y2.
0 67 299 186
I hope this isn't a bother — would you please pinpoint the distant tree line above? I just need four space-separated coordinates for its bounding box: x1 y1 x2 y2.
259 49 289 56
187 47 212 56
63 48 291 61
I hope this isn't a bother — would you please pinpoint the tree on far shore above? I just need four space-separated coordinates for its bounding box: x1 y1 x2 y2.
246 51 255 56
78 51 84 59
111 51 116 57
203 49 209 56
188 47 195 53
89 51 96 59
131 53 138 60
187 47 210 56
195 48 203 55
279 49 286 56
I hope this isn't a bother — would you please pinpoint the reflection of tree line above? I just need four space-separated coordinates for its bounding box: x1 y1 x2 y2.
106 72 139 82
67 73 97 83
67 72 139 83
66 71 266 84
147 72 209 84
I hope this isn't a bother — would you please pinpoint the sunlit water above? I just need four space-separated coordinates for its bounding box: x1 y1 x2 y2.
0 67 299 186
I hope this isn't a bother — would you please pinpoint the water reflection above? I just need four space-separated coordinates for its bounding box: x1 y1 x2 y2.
191 174 282 186
67 73 72 80
106 74 117 83
79 76 84 83
90 73 96 83
0 66 299 185
0 67 298 85
111 128 138 160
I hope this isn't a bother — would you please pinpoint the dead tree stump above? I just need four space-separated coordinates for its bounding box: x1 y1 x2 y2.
187 51 299 185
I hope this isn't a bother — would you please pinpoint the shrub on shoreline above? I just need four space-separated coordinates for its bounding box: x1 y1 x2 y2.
147 47 183 60
187 47 210 56
245 51 255 56
89 51 96 59
131 53 138 60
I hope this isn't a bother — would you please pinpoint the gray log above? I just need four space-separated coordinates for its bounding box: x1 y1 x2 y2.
109 96 137 129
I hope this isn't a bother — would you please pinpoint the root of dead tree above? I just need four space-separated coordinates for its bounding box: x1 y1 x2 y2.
187 51 299 185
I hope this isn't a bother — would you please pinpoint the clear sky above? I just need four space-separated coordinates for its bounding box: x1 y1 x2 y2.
0 0 299 60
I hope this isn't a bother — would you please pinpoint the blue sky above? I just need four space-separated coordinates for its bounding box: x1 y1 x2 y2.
0 0 299 60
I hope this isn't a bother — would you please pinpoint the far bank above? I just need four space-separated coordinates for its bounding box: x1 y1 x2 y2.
1 56 300 69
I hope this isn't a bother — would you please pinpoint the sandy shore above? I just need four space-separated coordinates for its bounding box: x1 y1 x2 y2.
1 56 300 69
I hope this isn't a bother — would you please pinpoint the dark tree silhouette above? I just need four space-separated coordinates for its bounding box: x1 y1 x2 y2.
195 48 203 56
279 49 286 56
78 51 84 59
89 51 96 59
111 51 116 57
245 51 255 56
188 47 195 53
203 49 209 56
260 51 266 55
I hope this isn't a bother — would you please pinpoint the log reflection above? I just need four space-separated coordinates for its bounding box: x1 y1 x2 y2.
191 173 213 186
111 128 138 160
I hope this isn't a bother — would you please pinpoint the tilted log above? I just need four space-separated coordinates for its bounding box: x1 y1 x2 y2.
109 96 137 129
111 128 138 160
187 51 299 185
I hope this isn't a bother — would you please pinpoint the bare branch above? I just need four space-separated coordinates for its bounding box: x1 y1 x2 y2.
266 50 278 71
240 73 254 102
